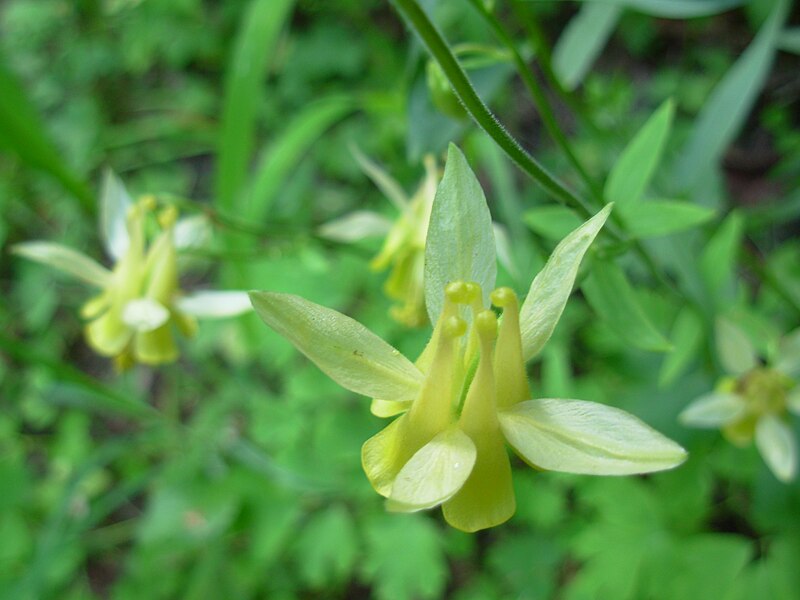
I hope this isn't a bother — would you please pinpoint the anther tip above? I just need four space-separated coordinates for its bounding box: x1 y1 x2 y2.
158 205 179 229
443 315 467 338
490 287 517 308
463 282 481 303
475 310 498 338
445 281 468 303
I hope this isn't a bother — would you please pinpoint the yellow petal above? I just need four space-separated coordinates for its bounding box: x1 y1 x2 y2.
362 416 408 497
370 398 410 418
85 309 132 356
134 323 179 365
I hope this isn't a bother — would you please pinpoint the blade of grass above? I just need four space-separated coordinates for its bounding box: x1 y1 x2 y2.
215 0 295 213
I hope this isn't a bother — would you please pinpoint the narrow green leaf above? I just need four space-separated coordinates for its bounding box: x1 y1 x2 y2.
525 0 746 18
583 258 672 352
700 210 744 300
215 0 294 212
659 306 704 386
552 3 622 91
246 96 355 223
605 99 675 210
499 398 687 475
0 56 93 211
519 205 612 361
249 291 423 401
622 199 715 238
671 0 788 192
424 144 496 323
523 206 583 241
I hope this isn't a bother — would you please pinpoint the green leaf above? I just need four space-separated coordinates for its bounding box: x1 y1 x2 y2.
778 27 800 54
245 96 355 223
715 317 758 375
523 206 583 241
12 242 112 288
622 199 715 238
499 398 687 474
552 3 622 91
700 211 744 300
387 427 476 511
292 506 359 589
249 291 423 400
605 99 674 210
671 0 789 192
424 144 496 323
582 258 672 352
659 306 705 386
0 56 93 211
519 205 612 361
215 0 294 213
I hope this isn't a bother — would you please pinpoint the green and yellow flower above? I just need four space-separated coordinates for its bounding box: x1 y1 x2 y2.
680 318 800 482
253 144 687 531
14 171 251 369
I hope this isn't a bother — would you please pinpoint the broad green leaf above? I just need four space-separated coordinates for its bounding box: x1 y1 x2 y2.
246 96 355 223
678 392 747 427
622 199 715 238
529 0 745 18
12 242 112 288
352 145 408 210
499 398 687 475
519 205 611 361
176 291 252 318
700 211 743 300
583 258 672 352
552 3 622 91
671 0 788 192
318 211 392 243
659 306 705 386
387 427 476 511
715 317 758 375
606 99 675 210
424 144 496 323
0 57 93 211
755 415 797 482
523 206 583 241
99 170 133 260
215 0 294 213
249 291 423 400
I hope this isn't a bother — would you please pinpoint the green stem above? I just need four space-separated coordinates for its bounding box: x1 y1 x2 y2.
390 0 596 220
464 0 603 200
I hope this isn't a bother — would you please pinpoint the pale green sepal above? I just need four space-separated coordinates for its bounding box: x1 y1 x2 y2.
499 398 688 475
351 144 408 211
755 414 797 483
679 392 747 428
715 317 758 375
100 169 133 260
362 417 406 497
775 328 800 378
386 427 476 512
13 241 113 288
519 204 612 361
176 291 252 318
605 99 674 210
424 144 496 323
318 211 393 243
250 291 423 400
122 298 170 332
174 215 212 250
370 398 411 418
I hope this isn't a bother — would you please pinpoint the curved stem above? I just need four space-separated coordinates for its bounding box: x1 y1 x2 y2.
464 0 603 202
390 0 596 220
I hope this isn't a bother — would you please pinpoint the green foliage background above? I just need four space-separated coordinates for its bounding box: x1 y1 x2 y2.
1 0 799 598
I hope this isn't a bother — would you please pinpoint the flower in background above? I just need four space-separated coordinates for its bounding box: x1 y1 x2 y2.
253 144 687 532
680 318 800 482
13 171 252 369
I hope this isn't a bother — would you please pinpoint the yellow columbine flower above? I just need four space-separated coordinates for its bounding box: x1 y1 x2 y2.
14 170 252 369
680 318 800 482
252 144 687 531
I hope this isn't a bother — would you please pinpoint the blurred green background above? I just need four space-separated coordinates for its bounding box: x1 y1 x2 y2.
2 0 800 598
